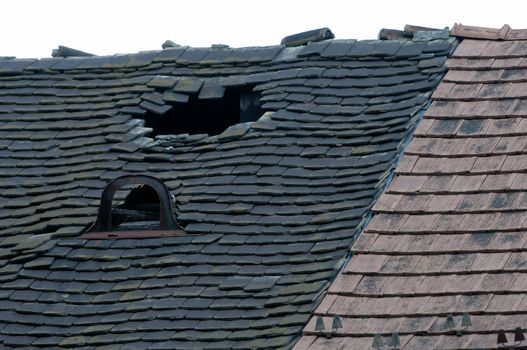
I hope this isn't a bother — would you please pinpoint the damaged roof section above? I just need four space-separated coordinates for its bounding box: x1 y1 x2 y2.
297 26 527 350
0 28 455 349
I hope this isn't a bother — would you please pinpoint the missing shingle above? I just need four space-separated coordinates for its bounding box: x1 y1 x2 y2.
141 85 264 138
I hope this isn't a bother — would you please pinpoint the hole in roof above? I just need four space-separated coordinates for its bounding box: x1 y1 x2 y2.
143 85 264 137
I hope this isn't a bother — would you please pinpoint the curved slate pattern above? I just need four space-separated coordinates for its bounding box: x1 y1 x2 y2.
0 37 454 349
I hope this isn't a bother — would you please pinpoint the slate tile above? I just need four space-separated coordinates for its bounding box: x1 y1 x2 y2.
176 48 209 63
121 341 151 349
296 67 325 79
135 319 170 331
424 40 453 53
25 58 62 70
139 100 171 115
217 276 252 291
1 323 33 335
147 75 178 89
92 291 125 304
198 81 226 100
243 276 280 292
148 47 186 63
247 46 283 62
321 40 356 57
32 336 63 346
201 46 235 63
95 55 128 70
173 78 203 94
18 268 50 280
82 323 114 335
141 92 165 106
396 42 427 57
346 41 380 57
419 56 447 69
298 40 331 57
117 51 154 68
372 40 402 56
232 338 268 349
9 290 43 302
143 330 176 341
159 91 190 106
3 335 37 346
0 59 36 74
121 105 146 115
120 290 148 302
24 256 55 269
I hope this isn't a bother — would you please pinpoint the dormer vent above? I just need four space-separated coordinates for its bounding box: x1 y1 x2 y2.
82 175 184 239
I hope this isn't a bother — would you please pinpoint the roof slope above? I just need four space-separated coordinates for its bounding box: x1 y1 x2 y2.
0 36 453 349
297 27 527 350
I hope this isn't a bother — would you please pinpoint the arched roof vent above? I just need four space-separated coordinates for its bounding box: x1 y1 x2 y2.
82 175 184 239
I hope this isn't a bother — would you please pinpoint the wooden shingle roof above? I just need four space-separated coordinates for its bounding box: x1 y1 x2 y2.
298 26 527 350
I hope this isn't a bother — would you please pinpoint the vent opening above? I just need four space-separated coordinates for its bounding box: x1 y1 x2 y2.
112 185 161 231
82 175 184 239
143 86 264 137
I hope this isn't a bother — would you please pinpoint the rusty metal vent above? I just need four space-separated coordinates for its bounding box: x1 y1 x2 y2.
82 175 184 239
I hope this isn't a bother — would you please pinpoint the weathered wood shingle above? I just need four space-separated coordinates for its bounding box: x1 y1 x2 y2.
299 26 527 350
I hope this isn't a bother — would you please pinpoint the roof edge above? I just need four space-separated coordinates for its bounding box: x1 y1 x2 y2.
451 23 527 40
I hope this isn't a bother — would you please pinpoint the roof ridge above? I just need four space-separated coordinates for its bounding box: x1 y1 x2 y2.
0 36 456 75
451 23 527 40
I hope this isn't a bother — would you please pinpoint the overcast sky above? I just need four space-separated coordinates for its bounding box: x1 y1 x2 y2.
2 0 525 58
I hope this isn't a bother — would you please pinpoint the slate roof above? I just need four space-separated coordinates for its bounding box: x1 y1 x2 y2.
296 25 527 350
0 33 454 349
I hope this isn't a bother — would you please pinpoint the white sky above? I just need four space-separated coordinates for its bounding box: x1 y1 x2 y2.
1 0 526 58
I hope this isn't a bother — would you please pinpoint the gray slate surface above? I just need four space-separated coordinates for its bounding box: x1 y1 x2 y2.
0 37 456 349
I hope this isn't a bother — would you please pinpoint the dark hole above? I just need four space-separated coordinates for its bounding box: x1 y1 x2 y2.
112 185 161 230
123 185 159 211
143 86 264 137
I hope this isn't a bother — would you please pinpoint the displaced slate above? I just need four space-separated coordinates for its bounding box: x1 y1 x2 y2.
0 35 454 349
298 28 527 350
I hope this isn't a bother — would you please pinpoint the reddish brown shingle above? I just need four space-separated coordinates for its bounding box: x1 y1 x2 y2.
299 28 527 349
451 23 527 41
